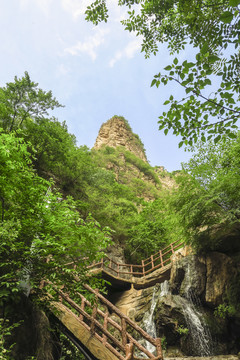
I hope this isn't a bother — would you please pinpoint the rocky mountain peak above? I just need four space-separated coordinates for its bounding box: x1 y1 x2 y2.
93 116 147 162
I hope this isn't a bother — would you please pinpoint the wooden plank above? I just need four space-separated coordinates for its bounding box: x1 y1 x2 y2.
53 302 119 360
155 338 163 359
125 342 133 360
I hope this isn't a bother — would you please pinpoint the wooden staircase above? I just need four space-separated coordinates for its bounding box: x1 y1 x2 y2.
52 284 163 359
52 240 185 359
88 240 184 289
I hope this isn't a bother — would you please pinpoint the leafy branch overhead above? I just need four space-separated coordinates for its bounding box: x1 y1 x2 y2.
86 0 240 145
0 71 63 132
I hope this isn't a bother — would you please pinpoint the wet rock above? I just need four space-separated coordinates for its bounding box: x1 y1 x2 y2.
170 255 206 300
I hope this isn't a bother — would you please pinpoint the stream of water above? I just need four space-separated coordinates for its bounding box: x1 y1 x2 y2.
142 278 213 357
179 295 213 356
142 281 169 355
181 264 213 356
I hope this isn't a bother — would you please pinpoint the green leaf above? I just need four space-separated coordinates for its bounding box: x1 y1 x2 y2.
219 11 234 23
173 57 178 65
200 43 208 54
228 133 237 139
163 100 170 105
214 135 221 144
229 0 240 6
164 65 172 71
208 55 220 63
151 79 156 87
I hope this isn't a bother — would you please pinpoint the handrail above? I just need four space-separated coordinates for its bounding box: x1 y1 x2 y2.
54 283 163 360
88 240 184 280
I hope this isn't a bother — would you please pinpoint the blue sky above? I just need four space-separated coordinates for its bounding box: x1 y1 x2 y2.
0 0 194 171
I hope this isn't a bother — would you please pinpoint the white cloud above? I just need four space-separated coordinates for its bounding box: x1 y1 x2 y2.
64 28 109 61
61 0 91 19
109 38 141 67
20 0 53 16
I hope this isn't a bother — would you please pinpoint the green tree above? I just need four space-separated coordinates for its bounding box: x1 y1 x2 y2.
125 196 185 262
0 131 111 309
0 72 62 132
171 132 240 251
86 0 240 144
24 117 94 202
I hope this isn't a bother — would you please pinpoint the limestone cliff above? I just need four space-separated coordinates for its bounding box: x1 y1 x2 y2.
93 116 176 195
94 116 147 162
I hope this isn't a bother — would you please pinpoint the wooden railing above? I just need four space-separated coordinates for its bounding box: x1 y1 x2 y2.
88 240 184 280
56 283 163 360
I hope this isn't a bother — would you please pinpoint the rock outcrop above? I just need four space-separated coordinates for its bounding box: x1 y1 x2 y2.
94 116 147 162
205 252 238 307
111 251 240 357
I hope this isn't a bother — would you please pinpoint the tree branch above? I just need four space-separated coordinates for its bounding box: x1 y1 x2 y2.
170 76 240 115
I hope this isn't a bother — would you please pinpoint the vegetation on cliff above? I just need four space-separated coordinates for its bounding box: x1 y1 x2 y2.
0 72 240 358
171 133 240 252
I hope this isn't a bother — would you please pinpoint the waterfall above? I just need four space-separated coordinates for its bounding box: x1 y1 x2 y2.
141 281 169 355
180 263 213 356
179 295 213 356
141 271 213 358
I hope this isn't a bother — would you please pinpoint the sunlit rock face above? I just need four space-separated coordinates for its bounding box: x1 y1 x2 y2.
205 252 238 307
93 116 148 162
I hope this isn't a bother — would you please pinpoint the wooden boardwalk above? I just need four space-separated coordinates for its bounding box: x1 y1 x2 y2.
88 240 184 289
52 240 185 360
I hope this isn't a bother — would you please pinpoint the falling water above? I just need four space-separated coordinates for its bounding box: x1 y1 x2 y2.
141 266 213 357
142 281 169 355
180 263 213 356
179 295 213 356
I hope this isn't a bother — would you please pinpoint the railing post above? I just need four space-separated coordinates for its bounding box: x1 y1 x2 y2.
121 318 127 348
101 258 104 269
117 263 119 278
151 255 154 270
79 297 85 321
90 289 98 335
102 310 109 345
171 243 174 254
142 260 145 276
159 250 163 267
156 338 163 359
130 265 133 276
125 342 134 360
90 305 97 335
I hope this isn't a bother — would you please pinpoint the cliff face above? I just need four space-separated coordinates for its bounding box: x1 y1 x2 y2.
93 116 176 196
93 116 147 162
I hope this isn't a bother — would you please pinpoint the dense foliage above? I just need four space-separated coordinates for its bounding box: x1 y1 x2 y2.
1 71 240 358
0 74 178 358
171 132 240 252
86 0 240 145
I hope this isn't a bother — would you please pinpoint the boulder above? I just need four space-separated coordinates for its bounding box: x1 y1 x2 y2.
205 252 237 307
170 255 206 300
